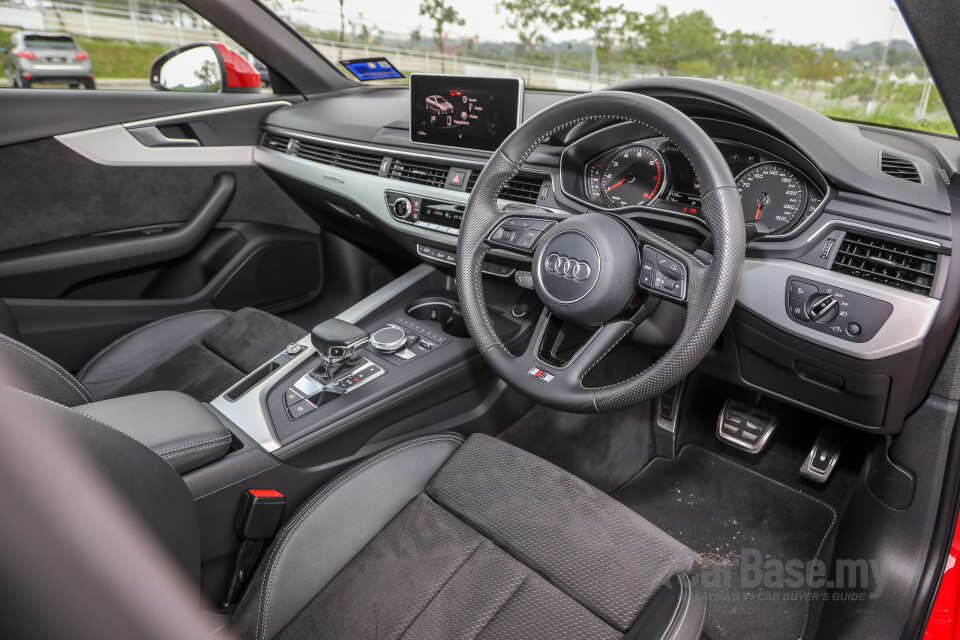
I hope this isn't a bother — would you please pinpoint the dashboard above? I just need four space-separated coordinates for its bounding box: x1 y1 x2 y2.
252 77 959 436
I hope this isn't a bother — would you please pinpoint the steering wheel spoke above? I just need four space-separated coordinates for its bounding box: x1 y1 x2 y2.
626 218 708 305
518 308 635 399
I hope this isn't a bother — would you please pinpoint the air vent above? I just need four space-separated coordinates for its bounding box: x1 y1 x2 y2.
465 172 544 205
261 132 290 152
387 158 448 188
500 175 545 205
880 152 922 183
832 232 937 295
290 140 383 176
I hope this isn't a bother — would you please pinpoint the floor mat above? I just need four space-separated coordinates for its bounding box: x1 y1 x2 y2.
614 446 837 640
498 344 656 493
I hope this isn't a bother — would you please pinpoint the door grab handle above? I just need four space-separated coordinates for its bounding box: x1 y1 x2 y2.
128 125 201 148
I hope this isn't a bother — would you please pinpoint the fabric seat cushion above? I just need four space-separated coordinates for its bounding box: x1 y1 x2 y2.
79 307 305 402
234 434 695 640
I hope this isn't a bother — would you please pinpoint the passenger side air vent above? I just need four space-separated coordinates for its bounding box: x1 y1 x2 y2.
880 152 922 183
290 140 384 176
261 132 290 152
832 232 937 295
387 158 448 188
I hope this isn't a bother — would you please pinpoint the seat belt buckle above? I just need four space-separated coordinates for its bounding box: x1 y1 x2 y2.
235 489 286 539
224 490 286 608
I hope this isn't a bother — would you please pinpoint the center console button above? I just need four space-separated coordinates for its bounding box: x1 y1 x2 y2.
370 325 407 353
283 388 303 406
286 399 317 420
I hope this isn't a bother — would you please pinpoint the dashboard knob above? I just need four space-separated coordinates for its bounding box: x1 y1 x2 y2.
370 325 407 353
392 197 414 220
806 293 839 323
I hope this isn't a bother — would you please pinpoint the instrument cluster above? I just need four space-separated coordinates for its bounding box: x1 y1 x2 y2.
558 121 828 237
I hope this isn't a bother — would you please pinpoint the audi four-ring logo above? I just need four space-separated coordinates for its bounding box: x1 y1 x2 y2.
544 253 591 281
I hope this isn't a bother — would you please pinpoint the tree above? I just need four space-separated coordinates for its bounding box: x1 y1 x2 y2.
555 0 626 77
496 0 563 68
419 0 465 58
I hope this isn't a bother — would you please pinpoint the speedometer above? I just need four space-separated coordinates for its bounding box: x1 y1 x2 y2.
735 162 808 234
586 145 666 208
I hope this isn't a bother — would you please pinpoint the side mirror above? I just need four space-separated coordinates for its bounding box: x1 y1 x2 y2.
149 42 260 93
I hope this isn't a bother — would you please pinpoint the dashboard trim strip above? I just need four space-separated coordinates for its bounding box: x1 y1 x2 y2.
737 258 939 360
804 220 944 248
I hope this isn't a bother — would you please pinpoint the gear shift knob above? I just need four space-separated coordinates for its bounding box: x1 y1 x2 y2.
310 319 369 364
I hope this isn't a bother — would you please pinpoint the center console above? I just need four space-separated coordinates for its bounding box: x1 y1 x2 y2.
209 263 538 463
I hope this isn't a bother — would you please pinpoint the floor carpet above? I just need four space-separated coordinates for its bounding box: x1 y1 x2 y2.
614 445 838 640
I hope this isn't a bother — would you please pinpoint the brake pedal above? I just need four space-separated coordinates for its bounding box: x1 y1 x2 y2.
800 428 843 483
717 399 777 454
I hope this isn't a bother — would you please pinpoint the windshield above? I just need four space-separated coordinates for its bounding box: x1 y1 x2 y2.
274 0 954 137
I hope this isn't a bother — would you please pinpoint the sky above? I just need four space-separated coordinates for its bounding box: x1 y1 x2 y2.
291 0 915 51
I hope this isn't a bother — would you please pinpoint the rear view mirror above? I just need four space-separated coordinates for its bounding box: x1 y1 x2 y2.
150 42 260 93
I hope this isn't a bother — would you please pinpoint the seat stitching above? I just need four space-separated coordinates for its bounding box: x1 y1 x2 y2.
160 437 233 460
2 385 171 468
0 336 92 404
157 433 232 457
658 575 686 640
77 309 232 381
665 574 692 640
255 434 465 640
396 537 486 639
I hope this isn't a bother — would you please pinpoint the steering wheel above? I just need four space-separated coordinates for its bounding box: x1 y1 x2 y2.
456 91 746 413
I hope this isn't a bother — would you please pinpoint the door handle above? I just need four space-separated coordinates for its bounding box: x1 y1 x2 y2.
128 125 201 148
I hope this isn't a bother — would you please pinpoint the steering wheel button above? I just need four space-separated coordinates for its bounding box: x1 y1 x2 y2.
530 220 554 231
640 271 655 288
657 255 683 275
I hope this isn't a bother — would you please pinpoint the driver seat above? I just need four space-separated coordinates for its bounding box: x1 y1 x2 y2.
0 384 706 640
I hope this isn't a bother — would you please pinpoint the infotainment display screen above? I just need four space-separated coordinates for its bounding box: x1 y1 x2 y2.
410 74 524 151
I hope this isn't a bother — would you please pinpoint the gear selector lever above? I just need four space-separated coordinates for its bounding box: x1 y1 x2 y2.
310 319 369 382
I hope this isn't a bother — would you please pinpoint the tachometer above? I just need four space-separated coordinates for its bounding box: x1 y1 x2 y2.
735 162 808 234
587 145 666 208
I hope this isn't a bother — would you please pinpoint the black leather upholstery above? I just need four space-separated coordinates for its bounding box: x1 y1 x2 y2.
78 310 232 401
0 298 18 339
0 306 305 406
0 332 94 406
0 385 203 582
76 391 233 474
231 434 704 640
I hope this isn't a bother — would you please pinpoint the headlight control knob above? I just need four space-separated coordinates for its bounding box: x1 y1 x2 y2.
370 325 407 353
807 293 839 323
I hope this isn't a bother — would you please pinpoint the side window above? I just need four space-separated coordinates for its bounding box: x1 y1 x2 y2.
0 1 270 93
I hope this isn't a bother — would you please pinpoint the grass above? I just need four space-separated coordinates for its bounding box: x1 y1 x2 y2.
1 27 166 79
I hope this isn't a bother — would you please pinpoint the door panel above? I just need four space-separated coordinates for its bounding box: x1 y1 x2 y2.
0 91 322 367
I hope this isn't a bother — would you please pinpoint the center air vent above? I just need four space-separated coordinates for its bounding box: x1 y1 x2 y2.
832 232 937 295
387 158 448 188
880 152 922 183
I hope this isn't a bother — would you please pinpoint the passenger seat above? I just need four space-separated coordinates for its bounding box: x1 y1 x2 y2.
0 303 304 406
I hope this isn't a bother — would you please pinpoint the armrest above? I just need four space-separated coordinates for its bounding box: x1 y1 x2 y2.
76 391 232 474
